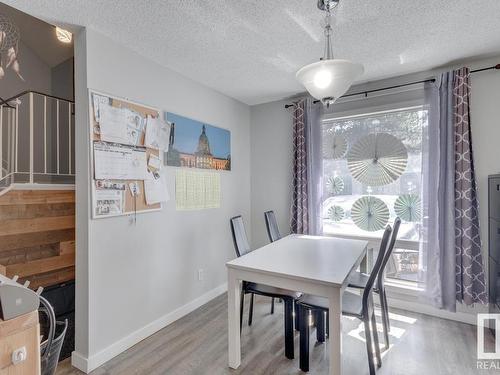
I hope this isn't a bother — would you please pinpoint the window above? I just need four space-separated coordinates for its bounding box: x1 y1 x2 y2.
322 105 428 283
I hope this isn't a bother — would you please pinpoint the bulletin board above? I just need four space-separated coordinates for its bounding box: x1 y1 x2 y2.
88 90 163 219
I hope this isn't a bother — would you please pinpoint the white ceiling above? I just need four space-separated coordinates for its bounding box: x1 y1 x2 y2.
0 3 73 68
4 0 500 105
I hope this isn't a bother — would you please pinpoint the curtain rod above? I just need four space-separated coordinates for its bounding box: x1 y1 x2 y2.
284 63 500 108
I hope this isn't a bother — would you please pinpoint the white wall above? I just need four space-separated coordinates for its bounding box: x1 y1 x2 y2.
73 28 251 372
250 99 293 249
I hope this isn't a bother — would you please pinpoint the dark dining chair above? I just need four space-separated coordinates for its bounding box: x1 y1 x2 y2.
265 210 282 243
230 215 301 359
297 225 392 374
347 217 401 350
264 210 281 314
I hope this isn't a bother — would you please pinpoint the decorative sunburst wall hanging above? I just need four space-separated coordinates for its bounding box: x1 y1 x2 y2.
326 176 344 195
328 205 345 222
0 13 23 80
324 134 348 159
351 196 389 231
347 133 407 186
394 194 421 222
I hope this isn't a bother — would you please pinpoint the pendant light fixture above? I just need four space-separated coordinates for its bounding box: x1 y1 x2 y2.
296 0 363 106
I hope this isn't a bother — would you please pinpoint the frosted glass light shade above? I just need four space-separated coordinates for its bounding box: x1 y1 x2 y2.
296 59 364 103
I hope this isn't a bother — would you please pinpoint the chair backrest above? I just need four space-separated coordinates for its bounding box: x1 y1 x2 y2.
264 210 281 243
377 217 401 290
362 225 392 311
230 215 251 257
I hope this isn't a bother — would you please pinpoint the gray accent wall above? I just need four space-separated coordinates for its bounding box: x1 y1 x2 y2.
250 99 293 249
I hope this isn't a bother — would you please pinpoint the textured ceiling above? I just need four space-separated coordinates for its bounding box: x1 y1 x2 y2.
4 0 500 105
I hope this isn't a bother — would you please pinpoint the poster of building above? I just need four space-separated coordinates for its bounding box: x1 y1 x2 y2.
165 112 231 171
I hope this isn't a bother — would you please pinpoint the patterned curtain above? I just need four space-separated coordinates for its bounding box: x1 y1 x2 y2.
453 68 488 305
290 99 308 234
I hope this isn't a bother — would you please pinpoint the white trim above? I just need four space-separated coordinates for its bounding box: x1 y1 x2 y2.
69 101 72 175
71 283 228 373
9 183 75 190
385 294 487 326
0 184 13 198
70 352 90 374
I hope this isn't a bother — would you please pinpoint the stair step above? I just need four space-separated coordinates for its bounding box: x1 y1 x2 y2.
0 202 75 220
0 216 75 236
0 243 59 265
0 229 74 253
0 190 75 205
19 266 75 291
0 188 76 289
3 253 75 278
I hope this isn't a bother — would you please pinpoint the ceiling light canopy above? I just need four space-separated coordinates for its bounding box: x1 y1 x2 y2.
56 27 72 43
296 0 363 106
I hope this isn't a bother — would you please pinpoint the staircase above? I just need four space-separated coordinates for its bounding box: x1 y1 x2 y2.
0 189 75 290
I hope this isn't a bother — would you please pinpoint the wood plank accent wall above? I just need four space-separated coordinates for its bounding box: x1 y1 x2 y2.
0 190 75 289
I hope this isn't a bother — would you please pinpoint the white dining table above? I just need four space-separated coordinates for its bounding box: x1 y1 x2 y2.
226 234 368 375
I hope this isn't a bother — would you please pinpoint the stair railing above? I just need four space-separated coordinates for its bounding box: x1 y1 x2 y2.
0 91 75 194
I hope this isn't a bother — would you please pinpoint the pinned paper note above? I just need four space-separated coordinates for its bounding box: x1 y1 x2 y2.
94 142 150 180
92 93 109 122
148 154 161 171
94 189 124 217
99 104 145 146
145 172 170 205
175 170 220 210
145 115 171 151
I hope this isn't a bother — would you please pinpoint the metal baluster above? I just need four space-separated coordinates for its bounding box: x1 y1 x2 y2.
44 96 47 174
0 105 3 180
15 103 18 174
68 101 71 175
56 100 59 175
29 92 33 184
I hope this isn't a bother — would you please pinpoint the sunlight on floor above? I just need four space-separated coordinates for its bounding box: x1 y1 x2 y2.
346 309 418 357
375 310 418 324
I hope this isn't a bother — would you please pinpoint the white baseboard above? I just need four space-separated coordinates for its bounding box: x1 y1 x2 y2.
386 296 486 325
71 283 228 373
71 351 90 373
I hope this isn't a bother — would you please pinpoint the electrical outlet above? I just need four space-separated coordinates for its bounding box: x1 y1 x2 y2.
11 346 26 365
198 269 204 281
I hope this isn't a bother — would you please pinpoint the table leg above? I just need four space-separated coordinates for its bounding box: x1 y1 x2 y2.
228 269 241 369
328 288 342 375
360 246 373 273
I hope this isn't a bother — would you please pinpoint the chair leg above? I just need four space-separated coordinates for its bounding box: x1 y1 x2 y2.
248 293 254 326
299 305 310 372
316 310 325 343
379 289 390 350
371 310 382 368
326 311 329 337
271 297 275 314
284 298 294 359
240 290 244 332
363 318 376 375
294 300 300 331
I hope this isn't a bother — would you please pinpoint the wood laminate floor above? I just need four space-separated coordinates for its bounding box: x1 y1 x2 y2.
57 293 495 375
